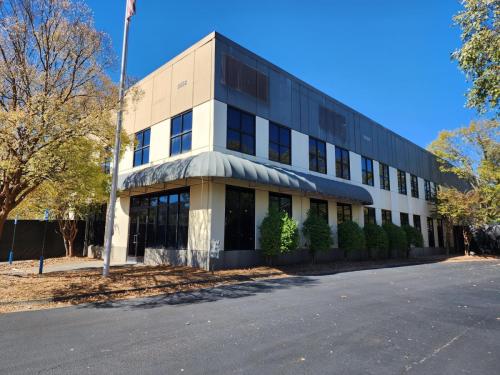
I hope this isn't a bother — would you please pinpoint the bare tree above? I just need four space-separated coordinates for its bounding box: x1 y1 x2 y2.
0 0 117 239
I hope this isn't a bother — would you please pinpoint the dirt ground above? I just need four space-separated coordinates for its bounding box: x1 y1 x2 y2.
1 255 497 314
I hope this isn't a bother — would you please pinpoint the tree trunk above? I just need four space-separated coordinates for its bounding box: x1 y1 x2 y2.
58 219 79 257
0 213 7 241
463 227 471 256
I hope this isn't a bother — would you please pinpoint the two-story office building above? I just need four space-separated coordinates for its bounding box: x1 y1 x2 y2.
110 32 463 269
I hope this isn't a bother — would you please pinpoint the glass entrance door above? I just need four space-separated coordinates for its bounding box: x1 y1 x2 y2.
128 209 147 261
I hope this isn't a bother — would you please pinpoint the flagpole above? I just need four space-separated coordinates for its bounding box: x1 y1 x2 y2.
103 5 132 277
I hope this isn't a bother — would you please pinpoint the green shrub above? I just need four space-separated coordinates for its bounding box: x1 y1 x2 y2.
364 223 389 259
402 225 424 248
302 209 333 260
338 221 366 255
259 208 299 259
382 223 408 258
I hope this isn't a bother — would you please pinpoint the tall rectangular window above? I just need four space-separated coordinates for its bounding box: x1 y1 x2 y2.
337 203 352 224
364 207 376 225
400 212 409 226
397 170 407 195
427 217 435 247
437 218 444 248
225 186 255 250
269 122 291 165
269 192 292 217
310 199 328 222
424 180 432 201
410 175 419 198
379 163 390 190
382 209 392 225
335 146 350 179
133 128 151 167
361 156 374 186
413 215 422 233
227 106 255 155
170 111 192 156
309 137 327 174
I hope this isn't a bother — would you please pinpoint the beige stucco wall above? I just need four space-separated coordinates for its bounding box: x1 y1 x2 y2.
110 195 130 264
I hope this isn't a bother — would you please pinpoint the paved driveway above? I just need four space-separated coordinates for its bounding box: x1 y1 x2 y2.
1 260 499 374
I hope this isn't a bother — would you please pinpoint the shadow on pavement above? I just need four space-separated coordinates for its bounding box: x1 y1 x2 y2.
77 276 317 311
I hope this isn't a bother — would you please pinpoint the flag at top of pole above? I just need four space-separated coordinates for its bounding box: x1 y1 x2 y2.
102 0 136 277
126 0 136 20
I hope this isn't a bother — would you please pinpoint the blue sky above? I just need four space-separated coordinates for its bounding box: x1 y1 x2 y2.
86 0 476 149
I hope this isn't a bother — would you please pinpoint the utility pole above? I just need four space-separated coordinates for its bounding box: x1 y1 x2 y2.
102 0 136 277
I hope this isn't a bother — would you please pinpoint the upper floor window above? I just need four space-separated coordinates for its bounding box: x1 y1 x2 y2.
335 146 350 180
227 106 255 155
364 207 376 225
361 156 374 186
133 128 150 167
397 170 407 195
269 122 291 165
382 209 392 225
424 180 432 201
379 163 390 190
400 212 409 226
410 174 419 198
309 137 327 174
337 203 352 224
269 192 292 217
310 199 328 222
170 111 192 156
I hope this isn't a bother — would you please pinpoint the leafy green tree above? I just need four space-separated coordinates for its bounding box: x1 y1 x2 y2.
259 208 299 260
453 0 499 114
0 0 118 240
382 223 408 258
302 209 333 262
402 225 424 248
364 223 389 259
428 120 499 253
338 221 366 257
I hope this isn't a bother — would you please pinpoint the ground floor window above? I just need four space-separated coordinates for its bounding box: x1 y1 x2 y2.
310 199 328 222
382 209 392 225
413 215 422 233
400 213 409 226
337 203 352 224
427 217 435 247
225 186 255 250
269 192 292 217
128 189 189 258
437 218 444 248
364 207 376 225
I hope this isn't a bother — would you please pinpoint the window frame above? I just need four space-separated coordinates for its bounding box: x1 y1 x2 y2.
224 185 255 251
309 137 327 174
410 174 419 198
424 180 432 201
310 198 328 223
413 214 422 233
337 203 352 224
379 162 390 190
226 106 256 155
427 217 435 247
269 122 291 165
269 192 292 217
335 146 350 180
364 207 376 225
381 209 392 225
170 110 192 156
397 170 407 195
400 212 409 226
361 156 374 186
133 128 151 167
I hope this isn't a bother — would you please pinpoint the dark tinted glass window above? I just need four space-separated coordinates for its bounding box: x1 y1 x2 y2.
337 203 352 224
310 199 328 223
309 137 327 174
382 209 392 225
427 217 435 247
424 180 433 201
269 122 291 165
437 218 444 248
225 186 255 250
269 192 292 217
397 170 407 195
170 111 192 156
361 156 374 186
379 163 390 190
227 107 255 155
410 175 419 198
133 128 151 167
400 213 409 226
335 146 350 179
364 207 376 225
413 215 422 232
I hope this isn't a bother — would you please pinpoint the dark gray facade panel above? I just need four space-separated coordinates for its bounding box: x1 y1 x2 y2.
213 34 462 187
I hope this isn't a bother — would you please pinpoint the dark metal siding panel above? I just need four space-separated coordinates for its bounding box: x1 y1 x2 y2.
308 90 322 140
213 39 228 104
290 81 301 130
256 61 270 119
299 85 309 135
268 68 292 127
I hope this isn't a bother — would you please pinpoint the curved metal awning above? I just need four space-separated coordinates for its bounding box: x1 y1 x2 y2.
120 151 373 205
